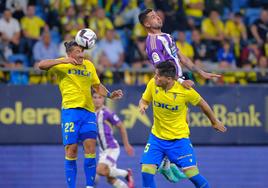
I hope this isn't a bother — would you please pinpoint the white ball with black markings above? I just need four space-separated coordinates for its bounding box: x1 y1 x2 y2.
75 28 97 49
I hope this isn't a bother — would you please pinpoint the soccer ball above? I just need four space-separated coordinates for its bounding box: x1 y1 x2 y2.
75 28 97 49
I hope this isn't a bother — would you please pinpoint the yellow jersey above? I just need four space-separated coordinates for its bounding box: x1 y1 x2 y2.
224 20 245 39
49 58 100 112
89 17 114 39
201 18 224 37
21 16 45 38
142 78 201 140
176 41 194 59
184 0 204 18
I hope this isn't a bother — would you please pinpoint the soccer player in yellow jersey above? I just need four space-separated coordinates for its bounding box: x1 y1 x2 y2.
38 41 123 188
139 60 227 188
138 8 222 183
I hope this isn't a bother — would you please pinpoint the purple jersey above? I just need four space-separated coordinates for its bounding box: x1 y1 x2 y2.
146 33 183 77
96 106 121 150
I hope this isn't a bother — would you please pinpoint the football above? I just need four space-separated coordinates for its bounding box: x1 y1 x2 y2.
75 28 97 49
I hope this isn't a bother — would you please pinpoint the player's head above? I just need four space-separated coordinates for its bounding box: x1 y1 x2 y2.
138 9 163 30
155 61 176 88
93 92 105 109
64 40 84 64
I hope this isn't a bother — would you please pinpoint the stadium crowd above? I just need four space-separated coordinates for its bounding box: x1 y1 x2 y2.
0 0 268 85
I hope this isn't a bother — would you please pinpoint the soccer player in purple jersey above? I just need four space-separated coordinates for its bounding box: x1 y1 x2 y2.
139 9 221 87
93 92 135 188
138 8 221 183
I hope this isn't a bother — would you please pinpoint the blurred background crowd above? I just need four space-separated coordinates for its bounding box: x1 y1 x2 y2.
0 0 268 85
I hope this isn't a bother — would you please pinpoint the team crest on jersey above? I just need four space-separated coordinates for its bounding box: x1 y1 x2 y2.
152 52 160 63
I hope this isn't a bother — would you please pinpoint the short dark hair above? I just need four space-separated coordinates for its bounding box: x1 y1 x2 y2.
138 8 153 26
155 61 177 78
64 40 80 54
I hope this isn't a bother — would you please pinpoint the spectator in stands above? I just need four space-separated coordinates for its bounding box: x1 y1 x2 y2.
225 12 247 43
89 7 114 40
7 59 29 85
113 0 140 28
0 33 12 62
21 5 46 40
6 0 27 13
250 8 268 46
139 0 155 10
6 0 27 21
176 31 194 61
154 0 187 32
46 0 63 31
256 56 268 82
201 9 224 42
217 39 236 69
20 5 47 64
49 0 72 16
191 29 209 66
33 31 59 65
60 5 84 37
98 29 125 69
126 37 150 68
58 33 72 57
201 9 224 60
156 10 174 34
0 9 21 53
205 0 231 16
241 40 262 68
225 12 248 61
184 0 204 27
75 0 97 14
132 21 147 39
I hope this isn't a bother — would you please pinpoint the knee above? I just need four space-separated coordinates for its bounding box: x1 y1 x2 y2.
97 164 109 176
65 144 78 158
83 139 96 154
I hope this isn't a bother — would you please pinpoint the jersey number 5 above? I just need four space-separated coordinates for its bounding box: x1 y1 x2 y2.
144 143 150 153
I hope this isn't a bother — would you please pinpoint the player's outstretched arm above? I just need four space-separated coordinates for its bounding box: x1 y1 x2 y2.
38 57 80 70
139 98 149 114
197 98 227 132
92 83 123 100
117 122 134 156
177 51 221 80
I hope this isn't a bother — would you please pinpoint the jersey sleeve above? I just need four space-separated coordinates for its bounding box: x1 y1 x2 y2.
48 58 65 74
142 78 154 103
185 88 202 106
107 110 122 126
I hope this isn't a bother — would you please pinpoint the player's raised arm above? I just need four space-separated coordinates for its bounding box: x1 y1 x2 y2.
197 98 227 132
38 57 80 70
177 50 221 80
92 83 123 100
